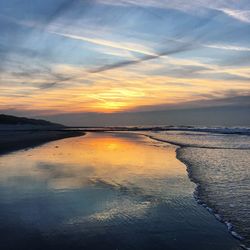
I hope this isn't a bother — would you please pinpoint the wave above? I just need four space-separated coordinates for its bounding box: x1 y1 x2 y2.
176 148 250 250
144 134 250 150
139 130 250 150
139 131 250 250
68 125 250 136
149 126 250 136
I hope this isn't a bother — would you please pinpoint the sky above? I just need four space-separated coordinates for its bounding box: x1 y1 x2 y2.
0 0 250 126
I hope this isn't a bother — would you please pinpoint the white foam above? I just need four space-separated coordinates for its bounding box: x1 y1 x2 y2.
231 231 245 240
225 221 233 231
214 213 222 221
239 244 250 250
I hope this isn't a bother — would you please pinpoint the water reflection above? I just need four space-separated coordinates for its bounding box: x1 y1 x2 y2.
0 133 240 250
1 133 189 195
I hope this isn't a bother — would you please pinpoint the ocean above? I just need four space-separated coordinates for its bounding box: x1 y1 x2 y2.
143 129 250 249
0 129 249 249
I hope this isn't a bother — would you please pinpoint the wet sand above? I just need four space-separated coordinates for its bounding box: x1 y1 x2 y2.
0 132 241 250
0 130 84 155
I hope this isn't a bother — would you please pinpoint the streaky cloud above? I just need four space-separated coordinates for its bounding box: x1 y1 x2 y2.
205 44 250 52
40 0 85 26
217 8 250 23
98 0 250 23
51 31 156 56
90 43 194 73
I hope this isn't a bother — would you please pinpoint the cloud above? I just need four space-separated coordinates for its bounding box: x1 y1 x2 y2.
44 0 80 24
1 0 249 119
129 93 250 112
90 43 194 73
218 8 250 23
205 44 250 52
98 0 250 24
39 82 58 89
51 31 156 56
0 60 75 90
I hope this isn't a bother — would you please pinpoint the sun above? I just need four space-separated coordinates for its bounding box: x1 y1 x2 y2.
90 101 129 113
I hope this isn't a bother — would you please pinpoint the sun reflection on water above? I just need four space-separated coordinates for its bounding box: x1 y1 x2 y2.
0 133 191 228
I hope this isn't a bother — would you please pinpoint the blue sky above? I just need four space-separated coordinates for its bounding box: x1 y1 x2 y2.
0 0 249 124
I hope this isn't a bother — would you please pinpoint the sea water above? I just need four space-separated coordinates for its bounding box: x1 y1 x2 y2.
145 129 250 249
0 132 241 249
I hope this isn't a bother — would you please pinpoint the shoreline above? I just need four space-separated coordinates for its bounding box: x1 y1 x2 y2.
0 130 85 155
0 131 243 250
175 148 249 250
141 133 248 250
0 130 247 249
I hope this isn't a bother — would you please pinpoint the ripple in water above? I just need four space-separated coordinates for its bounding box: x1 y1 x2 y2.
146 131 250 249
0 132 241 250
178 147 250 248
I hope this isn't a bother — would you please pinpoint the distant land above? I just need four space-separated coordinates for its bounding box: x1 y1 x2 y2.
0 114 83 154
0 114 64 128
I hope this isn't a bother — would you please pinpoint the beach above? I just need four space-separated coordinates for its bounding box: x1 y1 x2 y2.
0 132 243 250
0 130 84 155
1 0 249 249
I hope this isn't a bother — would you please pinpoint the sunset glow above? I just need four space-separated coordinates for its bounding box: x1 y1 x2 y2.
0 0 249 122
